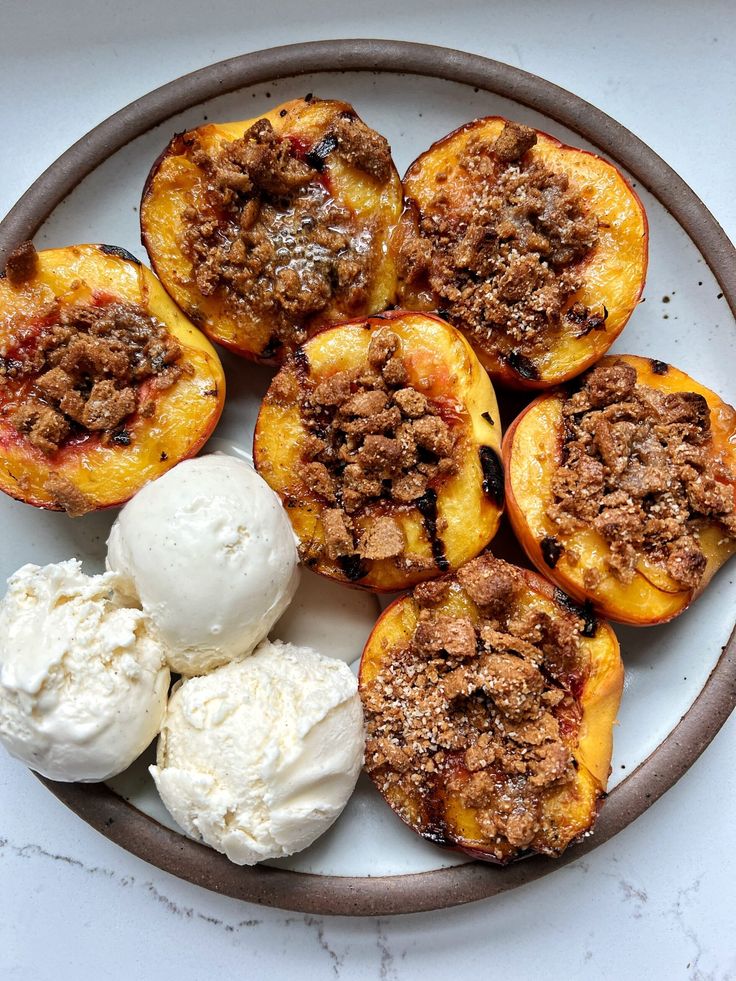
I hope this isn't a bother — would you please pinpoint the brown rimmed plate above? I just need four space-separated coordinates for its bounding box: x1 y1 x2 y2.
0 39 734 916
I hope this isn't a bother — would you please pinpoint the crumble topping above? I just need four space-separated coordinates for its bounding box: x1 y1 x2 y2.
1 286 184 456
547 361 736 587
180 110 393 354
298 328 461 573
398 121 600 376
4 241 39 287
361 554 590 858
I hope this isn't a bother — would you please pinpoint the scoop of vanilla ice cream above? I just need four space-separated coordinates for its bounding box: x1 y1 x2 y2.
150 638 365 865
0 560 170 782
106 455 299 676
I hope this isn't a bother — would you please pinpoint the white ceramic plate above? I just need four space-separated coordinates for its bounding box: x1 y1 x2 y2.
1 41 734 913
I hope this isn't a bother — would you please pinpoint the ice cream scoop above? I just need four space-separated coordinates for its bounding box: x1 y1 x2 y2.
0 560 170 782
107 454 299 676
150 638 365 865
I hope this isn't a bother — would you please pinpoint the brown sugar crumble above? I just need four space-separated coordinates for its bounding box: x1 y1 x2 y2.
548 361 736 587
398 121 600 374
1 294 184 457
361 554 590 859
42 475 94 518
289 328 463 574
180 111 393 353
4 241 39 287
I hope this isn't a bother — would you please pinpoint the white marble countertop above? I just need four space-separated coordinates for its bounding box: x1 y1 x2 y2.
1 2 735 978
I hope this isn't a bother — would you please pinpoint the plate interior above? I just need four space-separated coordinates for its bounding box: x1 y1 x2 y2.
4 70 734 877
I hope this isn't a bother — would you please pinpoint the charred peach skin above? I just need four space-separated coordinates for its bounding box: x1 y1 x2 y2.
359 562 623 862
141 97 403 364
396 117 648 388
503 355 736 625
253 311 504 592
0 244 225 513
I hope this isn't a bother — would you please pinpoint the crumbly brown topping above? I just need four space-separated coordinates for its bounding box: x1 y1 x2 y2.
42 474 94 517
180 111 393 353
548 361 736 587
328 113 393 182
398 121 600 375
290 328 462 573
1 300 183 455
362 554 589 858
4 241 39 287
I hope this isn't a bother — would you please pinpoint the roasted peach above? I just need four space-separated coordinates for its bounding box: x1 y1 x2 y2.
359 553 623 863
141 97 403 364
504 355 736 625
395 117 648 388
0 243 225 515
253 311 504 592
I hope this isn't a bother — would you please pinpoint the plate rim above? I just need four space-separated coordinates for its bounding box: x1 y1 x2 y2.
2 38 735 917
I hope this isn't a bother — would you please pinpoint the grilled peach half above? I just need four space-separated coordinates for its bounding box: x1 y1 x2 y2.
396 116 648 388
141 97 403 364
359 555 623 863
504 355 736 625
0 243 224 514
253 311 504 592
